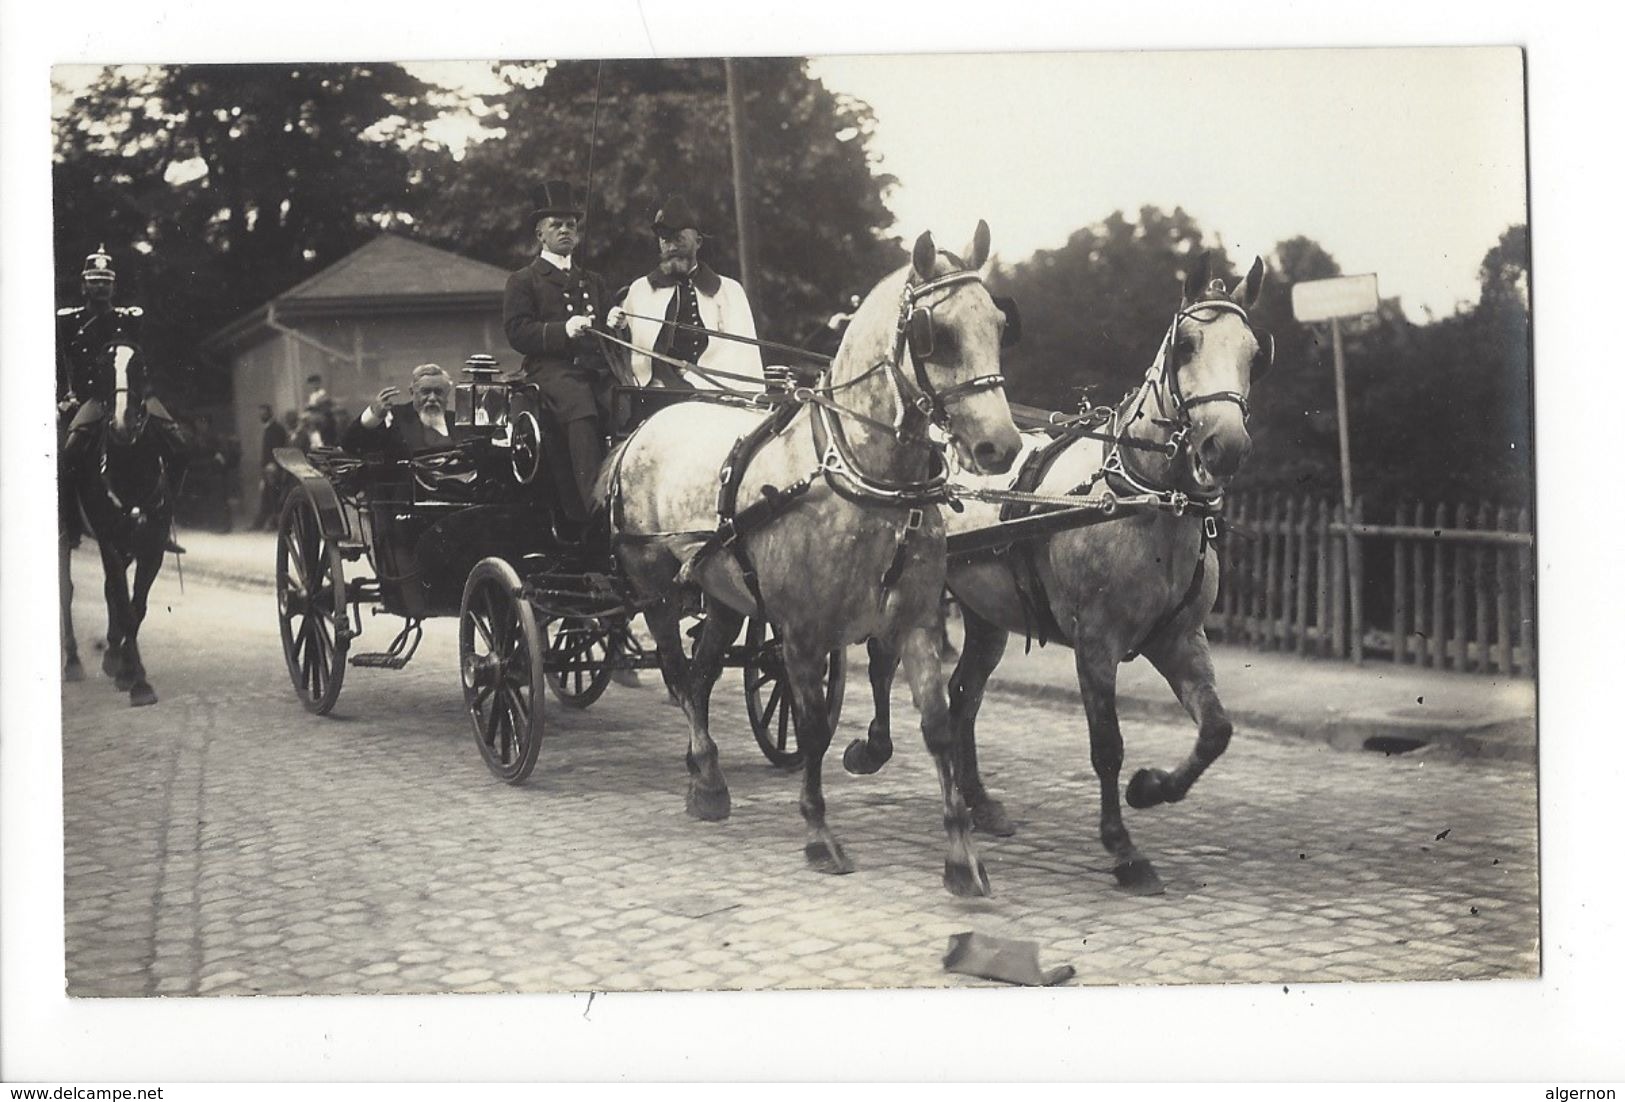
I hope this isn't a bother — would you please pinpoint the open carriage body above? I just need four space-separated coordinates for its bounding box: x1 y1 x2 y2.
272 358 843 784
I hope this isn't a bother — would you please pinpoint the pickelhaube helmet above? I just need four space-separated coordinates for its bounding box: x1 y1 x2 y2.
81 244 116 284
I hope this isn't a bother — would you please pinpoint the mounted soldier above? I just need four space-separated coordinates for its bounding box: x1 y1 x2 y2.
57 245 188 553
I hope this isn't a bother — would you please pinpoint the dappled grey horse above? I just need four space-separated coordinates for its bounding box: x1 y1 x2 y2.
597 223 1021 896
850 253 1274 894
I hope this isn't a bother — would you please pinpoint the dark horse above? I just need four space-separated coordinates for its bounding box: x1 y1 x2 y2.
850 253 1274 895
60 342 179 707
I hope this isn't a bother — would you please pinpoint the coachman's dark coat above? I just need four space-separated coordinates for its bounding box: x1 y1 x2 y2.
502 257 616 426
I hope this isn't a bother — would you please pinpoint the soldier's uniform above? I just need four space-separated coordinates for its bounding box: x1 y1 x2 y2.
58 246 188 549
502 181 617 522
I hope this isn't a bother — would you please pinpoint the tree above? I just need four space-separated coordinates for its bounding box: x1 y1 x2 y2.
53 63 443 401
412 58 901 343
992 206 1237 410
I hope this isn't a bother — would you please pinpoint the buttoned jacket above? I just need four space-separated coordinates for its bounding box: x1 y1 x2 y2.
619 264 764 390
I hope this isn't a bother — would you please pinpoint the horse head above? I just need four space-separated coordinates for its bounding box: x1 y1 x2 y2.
900 222 1021 475
106 341 147 444
1164 252 1270 493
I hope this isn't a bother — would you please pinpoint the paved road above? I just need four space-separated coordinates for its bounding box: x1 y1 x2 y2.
60 551 1539 996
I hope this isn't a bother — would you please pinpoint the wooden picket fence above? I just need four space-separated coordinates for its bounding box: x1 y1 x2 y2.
1207 492 1536 676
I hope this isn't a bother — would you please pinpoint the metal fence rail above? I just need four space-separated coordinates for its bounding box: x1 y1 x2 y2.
1207 492 1535 677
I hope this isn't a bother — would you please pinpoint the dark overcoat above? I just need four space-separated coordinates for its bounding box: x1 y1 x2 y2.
502 257 616 425
341 403 472 458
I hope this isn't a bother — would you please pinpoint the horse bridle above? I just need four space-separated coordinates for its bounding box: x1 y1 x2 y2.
1151 298 1264 426
888 269 1008 430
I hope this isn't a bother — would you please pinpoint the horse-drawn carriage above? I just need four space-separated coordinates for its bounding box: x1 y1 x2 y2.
271 354 844 783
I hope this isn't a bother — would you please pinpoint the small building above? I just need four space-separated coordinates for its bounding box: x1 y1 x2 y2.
204 234 513 513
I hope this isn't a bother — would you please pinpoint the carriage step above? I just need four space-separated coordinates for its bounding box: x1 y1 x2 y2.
349 653 411 669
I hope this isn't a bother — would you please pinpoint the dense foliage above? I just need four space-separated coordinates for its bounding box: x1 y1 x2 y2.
53 62 1530 506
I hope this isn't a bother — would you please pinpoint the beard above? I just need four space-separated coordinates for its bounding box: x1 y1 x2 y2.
659 253 697 276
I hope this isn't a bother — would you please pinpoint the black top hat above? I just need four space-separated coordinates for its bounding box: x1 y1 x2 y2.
651 195 703 235
531 180 586 222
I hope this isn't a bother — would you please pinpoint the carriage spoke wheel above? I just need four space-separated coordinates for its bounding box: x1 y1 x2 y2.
510 411 542 486
544 616 614 709
742 618 846 769
276 488 348 714
459 558 545 784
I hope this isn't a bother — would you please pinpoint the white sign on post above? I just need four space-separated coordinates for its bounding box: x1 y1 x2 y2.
1291 274 1380 323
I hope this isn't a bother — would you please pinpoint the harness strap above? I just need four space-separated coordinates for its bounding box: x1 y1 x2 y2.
1124 513 1225 661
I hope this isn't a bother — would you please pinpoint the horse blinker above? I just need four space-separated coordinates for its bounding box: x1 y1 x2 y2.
993 295 1022 348
1253 330 1275 380
907 305 936 360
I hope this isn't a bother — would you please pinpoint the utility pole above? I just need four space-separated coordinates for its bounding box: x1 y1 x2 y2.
723 59 761 327
1292 274 1380 665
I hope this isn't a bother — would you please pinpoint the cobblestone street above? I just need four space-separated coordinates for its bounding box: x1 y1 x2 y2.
59 554 1539 997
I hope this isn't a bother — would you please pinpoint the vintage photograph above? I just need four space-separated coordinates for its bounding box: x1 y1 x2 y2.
47 45 1534 1004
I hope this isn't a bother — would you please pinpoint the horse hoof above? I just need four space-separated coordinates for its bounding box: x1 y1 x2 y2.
685 783 731 822
943 858 993 898
114 674 135 692
971 799 1017 837
842 738 888 776
129 684 158 707
1112 858 1165 896
64 659 85 683
1126 768 1171 809
102 650 120 678
804 840 854 875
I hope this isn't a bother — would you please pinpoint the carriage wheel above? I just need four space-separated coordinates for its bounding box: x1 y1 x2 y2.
510 410 542 486
276 488 349 714
544 616 614 709
742 618 847 769
459 558 546 784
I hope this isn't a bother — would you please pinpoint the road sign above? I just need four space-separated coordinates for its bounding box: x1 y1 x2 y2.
1291 274 1379 323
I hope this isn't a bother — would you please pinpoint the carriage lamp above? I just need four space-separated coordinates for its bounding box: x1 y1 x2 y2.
457 353 507 428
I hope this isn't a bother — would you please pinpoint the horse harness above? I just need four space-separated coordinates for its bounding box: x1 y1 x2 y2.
612 267 1001 614
971 294 1266 657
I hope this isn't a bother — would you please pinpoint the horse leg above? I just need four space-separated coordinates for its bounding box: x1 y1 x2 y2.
60 536 83 682
99 544 133 687
781 636 852 875
898 625 991 897
1126 628 1232 809
644 601 691 710
949 606 1016 836
1073 642 1163 895
122 542 165 707
680 603 743 822
841 637 897 775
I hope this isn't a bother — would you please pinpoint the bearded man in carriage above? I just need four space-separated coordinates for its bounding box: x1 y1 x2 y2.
609 195 765 392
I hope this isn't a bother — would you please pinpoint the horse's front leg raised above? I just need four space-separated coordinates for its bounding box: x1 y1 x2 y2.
1126 627 1232 810
1073 641 1164 895
898 625 991 897
841 637 897 775
680 602 745 821
781 635 852 875
949 605 1015 836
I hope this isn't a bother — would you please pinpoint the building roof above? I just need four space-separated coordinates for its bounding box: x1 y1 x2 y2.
277 234 510 303
205 234 511 355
